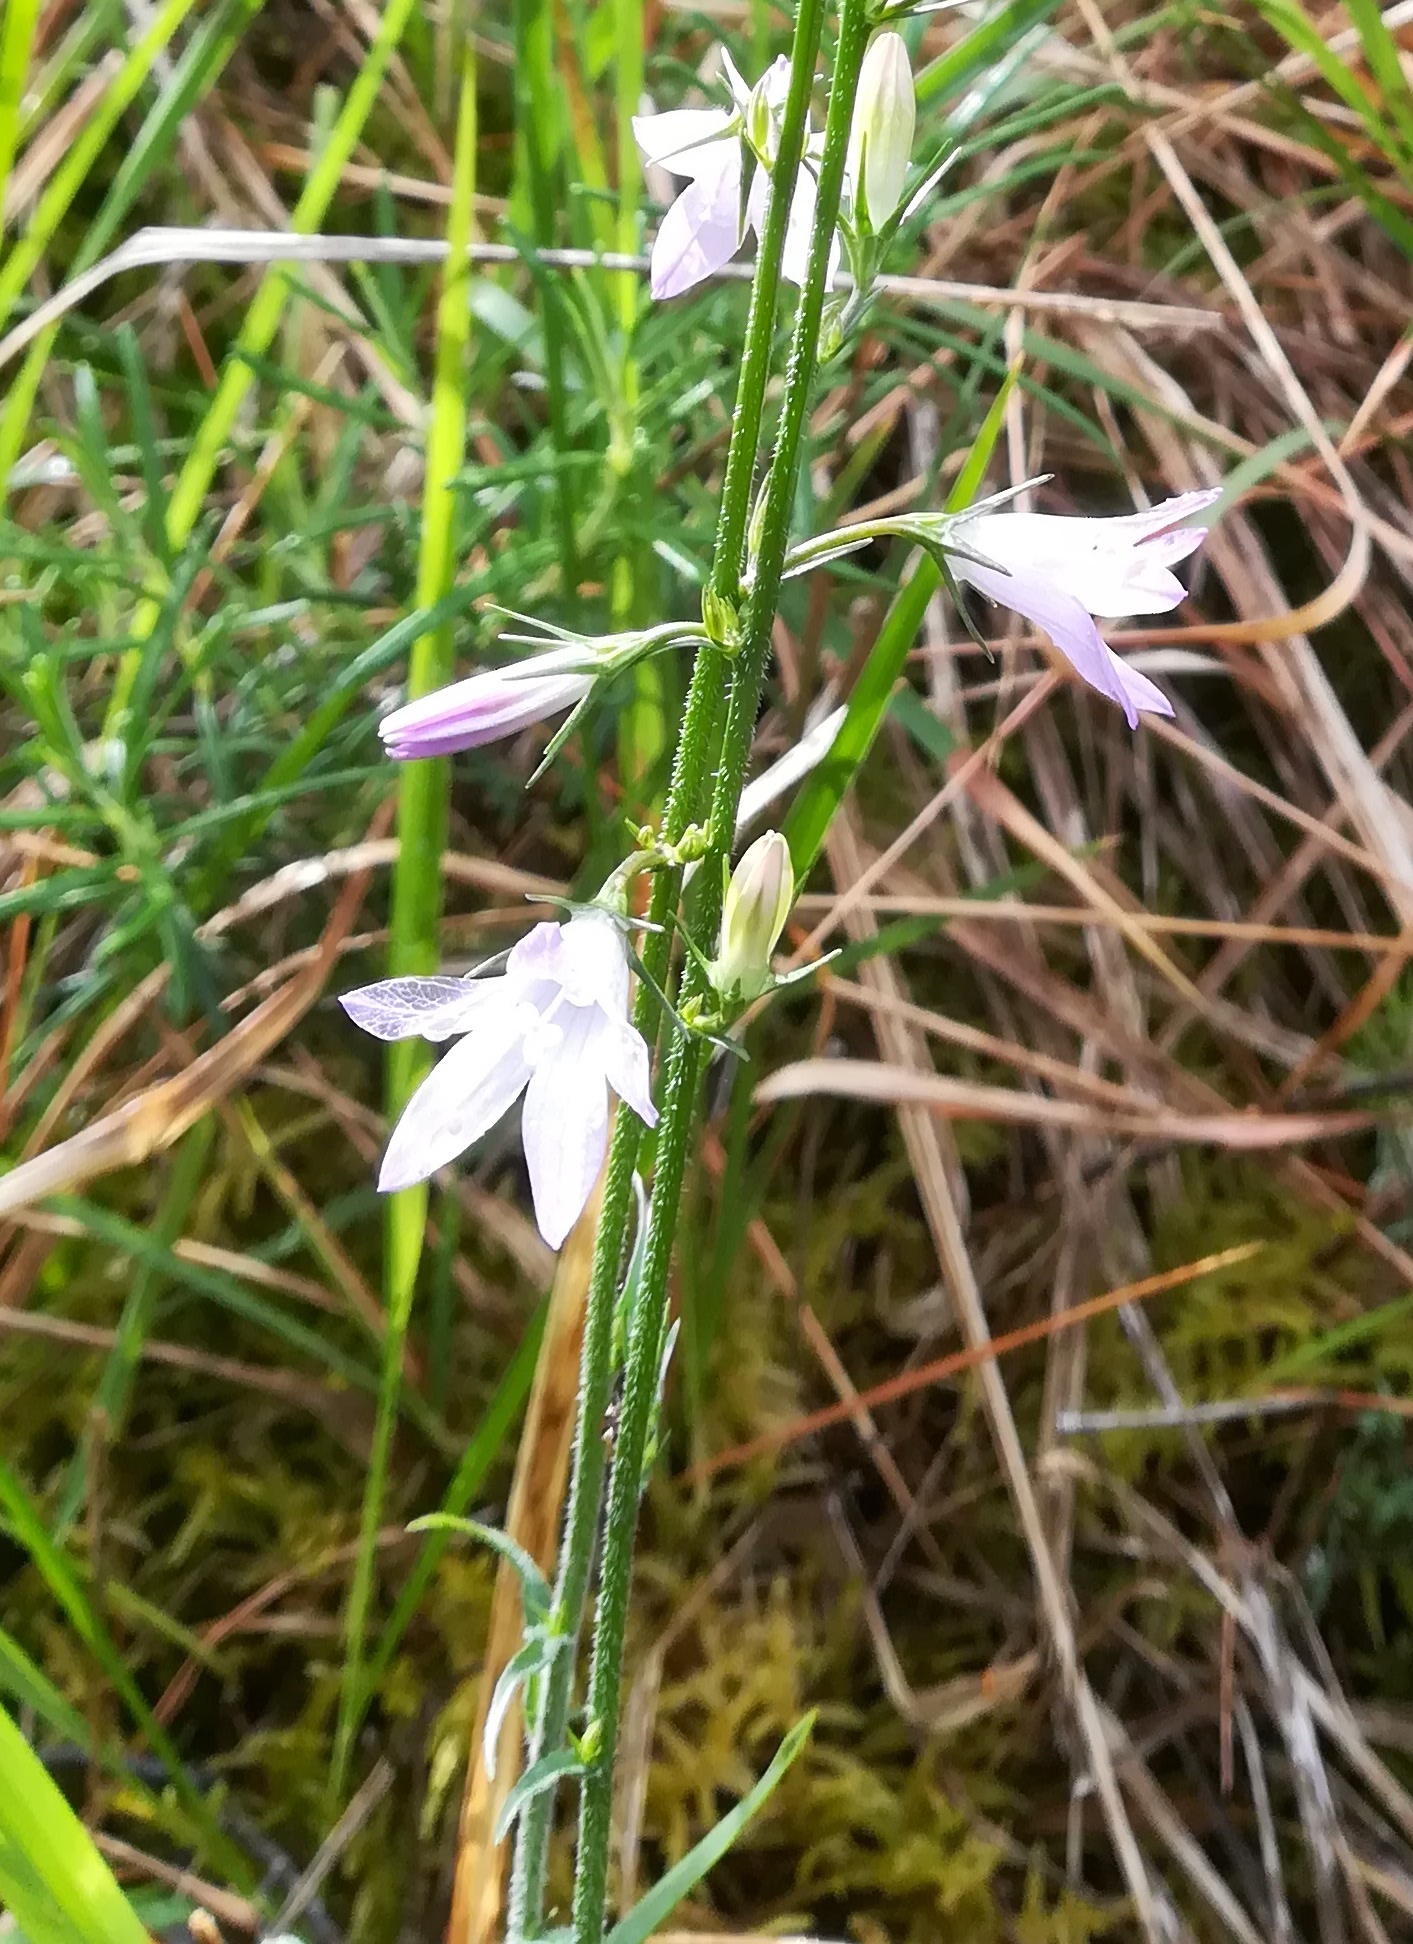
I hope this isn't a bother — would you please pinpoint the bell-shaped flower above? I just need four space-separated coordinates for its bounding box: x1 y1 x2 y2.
949 489 1222 727
341 912 657 1249
379 647 591 760
633 50 825 299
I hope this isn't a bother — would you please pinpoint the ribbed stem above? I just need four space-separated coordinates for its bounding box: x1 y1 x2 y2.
505 8 829 1933
568 7 870 1942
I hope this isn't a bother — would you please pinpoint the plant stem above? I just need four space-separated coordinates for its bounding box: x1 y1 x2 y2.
566 6 868 1943
506 9 829 1934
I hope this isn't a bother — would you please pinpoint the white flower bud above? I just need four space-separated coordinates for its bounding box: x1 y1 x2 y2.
711 831 794 1003
846 32 915 233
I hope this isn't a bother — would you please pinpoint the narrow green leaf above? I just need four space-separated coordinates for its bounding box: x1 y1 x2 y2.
604 1714 816 1944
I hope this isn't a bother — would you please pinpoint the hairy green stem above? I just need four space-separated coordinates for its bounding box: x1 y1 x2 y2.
567 6 869 1943
506 9 830 1935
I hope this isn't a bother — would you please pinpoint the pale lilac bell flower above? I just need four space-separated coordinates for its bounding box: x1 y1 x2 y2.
341 912 657 1249
950 489 1222 727
379 648 591 759
633 50 827 299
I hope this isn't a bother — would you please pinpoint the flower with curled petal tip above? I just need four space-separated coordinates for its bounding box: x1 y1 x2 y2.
341 912 657 1249
633 50 828 299
378 647 592 760
949 488 1222 728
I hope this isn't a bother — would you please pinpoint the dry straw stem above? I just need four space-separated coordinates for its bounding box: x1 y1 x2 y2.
445 1183 599 1944
686 1242 1264 1481
0 225 1223 378
0 826 385 1218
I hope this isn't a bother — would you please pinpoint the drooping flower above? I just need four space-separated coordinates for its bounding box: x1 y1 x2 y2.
379 648 591 760
633 50 825 299
948 488 1222 727
341 912 657 1248
845 32 915 233
711 831 795 1003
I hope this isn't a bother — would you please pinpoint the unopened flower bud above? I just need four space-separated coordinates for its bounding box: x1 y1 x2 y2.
711 831 794 1003
379 648 591 759
701 584 741 651
745 74 776 162
846 32 915 233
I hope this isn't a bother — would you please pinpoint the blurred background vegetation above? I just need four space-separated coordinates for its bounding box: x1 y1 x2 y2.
3 0 1413 1939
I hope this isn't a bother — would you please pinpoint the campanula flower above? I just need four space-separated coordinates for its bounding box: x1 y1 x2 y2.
341 912 657 1248
633 50 826 298
379 648 591 760
949 488 1222 727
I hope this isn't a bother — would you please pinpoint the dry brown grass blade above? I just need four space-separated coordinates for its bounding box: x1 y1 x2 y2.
444 1176 595 1944
685 1243 1263 1482
756 1058 1374 1147
0 817 383 1218
959 761 1206 1007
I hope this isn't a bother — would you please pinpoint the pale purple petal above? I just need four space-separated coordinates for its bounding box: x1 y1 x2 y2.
596 1015 658 1128
719 47 752 113
520 1011 611 1248
1101 488 1222 540
556 912 630 1016
378 1019 533 1192
340 975 500 1043
780 163 817 286
958 561 1172 729
506 921 570 985
650 150 744 298
632 107 733 175
1049 554 1189 619
778 159 841 289
380 667 589 759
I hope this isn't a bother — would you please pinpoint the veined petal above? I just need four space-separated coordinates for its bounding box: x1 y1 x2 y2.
520 1010 611 1248
632 107 733 175
958 560 1172 729
378 1020 533 1192
1048 553 1189 619
557 911 630 1017
379 656 590 759
340 974 501 1043
596 1015 658 1127
719 46 752 112
507 920 570 986
1100 488 1223 540
779 160 840 287
650 150 744 297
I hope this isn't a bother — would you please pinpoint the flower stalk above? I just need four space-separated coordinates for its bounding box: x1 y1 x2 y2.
568 5 873 1942
504 2 829 1933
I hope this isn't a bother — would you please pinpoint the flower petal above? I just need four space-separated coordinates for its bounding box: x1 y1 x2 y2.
557 911 630 1016
958 560 1172 729
1101 488 1222 540
596 1015 658 1127
340 975 500 1043
520 1010 611 1248
378 1017 532 1192
649 150 744 298
632 107 733 175
380 667 589 759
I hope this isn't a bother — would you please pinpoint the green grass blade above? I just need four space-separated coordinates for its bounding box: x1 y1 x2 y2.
100 0 421 728
0 0 41 216
333 30 478 1803
0 1698 152 1944
604 1714 816 1944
